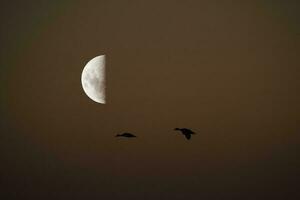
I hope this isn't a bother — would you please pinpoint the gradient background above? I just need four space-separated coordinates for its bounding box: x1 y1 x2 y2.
1 0 300 199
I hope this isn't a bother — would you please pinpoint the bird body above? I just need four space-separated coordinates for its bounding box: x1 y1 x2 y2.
116 133 137 138
174 128 195 140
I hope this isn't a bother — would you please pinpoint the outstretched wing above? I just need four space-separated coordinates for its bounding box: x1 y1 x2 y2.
184 134 191 140
182 128 195 134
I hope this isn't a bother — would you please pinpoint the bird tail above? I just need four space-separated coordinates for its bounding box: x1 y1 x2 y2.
115 134 121 137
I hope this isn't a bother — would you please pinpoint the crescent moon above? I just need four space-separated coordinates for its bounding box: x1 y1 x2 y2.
81 55 106 104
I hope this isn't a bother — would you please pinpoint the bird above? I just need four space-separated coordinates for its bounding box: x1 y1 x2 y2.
174 128 196 140
115 132 137 138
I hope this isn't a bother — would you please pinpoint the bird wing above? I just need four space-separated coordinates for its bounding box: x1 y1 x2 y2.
184 134 191 140
182 128 195 134
125 133 136 137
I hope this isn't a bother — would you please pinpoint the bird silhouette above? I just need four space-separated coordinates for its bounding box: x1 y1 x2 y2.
174 128 196 140
115 132 137 138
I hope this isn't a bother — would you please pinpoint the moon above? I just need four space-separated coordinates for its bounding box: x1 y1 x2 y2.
81 55 106 104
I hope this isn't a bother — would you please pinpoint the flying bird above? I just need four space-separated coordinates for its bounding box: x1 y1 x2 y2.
115 132 137 138
174 128 196 140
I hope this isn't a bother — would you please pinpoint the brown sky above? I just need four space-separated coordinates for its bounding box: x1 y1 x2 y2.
1 0 300 199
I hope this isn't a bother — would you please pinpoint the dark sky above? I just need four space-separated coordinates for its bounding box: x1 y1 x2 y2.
1 0 300 199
